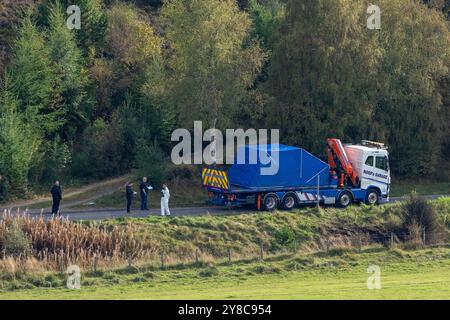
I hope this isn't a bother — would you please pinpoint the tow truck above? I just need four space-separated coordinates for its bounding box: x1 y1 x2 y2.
201 139 390 210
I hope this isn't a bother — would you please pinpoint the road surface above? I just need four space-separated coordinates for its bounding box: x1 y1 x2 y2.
1 194 447 221
3 175 131 210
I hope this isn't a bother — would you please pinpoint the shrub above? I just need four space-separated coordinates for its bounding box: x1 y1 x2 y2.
0 222 31 257
401 192 441 243
136 138 168 187
274 226 295 246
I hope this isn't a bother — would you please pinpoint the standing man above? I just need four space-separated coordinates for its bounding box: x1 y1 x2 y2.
50 181 62 216
126 182 137 213
160 184 170 216
140 177 153 211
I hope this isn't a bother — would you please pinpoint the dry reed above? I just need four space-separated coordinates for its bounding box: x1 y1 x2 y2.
0 209 149 270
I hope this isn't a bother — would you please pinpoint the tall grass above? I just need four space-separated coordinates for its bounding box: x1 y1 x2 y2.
0 210 147 271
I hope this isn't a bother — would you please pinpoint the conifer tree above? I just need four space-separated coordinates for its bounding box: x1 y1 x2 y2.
47 0 92 141
9 15 58 135
0 75 41 195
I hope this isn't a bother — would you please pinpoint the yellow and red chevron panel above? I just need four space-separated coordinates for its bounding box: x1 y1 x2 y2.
202 168 229 190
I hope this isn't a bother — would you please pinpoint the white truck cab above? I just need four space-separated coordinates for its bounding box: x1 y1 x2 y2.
344 141 391 202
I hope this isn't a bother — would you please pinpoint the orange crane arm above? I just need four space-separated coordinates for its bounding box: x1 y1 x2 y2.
326 138 359 187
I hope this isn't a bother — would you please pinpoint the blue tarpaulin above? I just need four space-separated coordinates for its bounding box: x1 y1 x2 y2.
227 144 330 190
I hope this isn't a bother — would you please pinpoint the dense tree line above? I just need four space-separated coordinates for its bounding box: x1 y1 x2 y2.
263 0 449 177
0 0 449 200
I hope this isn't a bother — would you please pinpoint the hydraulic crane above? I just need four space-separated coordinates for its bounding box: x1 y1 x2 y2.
326 138 359 188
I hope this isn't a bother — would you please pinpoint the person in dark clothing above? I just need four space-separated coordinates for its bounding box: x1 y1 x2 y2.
139 177 153 211
126 182 137 213
50 181 62 215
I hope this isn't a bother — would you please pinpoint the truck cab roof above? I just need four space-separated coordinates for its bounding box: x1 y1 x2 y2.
344 144 389 156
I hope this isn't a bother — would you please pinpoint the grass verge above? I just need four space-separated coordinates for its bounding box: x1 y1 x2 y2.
390 178 450 197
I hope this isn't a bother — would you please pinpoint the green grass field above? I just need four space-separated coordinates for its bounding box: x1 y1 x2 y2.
1 197 449 300
390 179 450 197
2 248 450 299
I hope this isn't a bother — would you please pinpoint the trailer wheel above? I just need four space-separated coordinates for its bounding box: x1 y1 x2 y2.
365 189 380 205
282 193 298 210
263 193 278 211
337 191 353 208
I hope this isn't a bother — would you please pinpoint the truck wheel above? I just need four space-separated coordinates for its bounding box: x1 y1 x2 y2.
337 191 353 208
263 193 278 211
282 193 298 210
365 189 380 205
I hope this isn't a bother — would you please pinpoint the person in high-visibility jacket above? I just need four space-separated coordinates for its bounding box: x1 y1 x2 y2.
160 184 170 216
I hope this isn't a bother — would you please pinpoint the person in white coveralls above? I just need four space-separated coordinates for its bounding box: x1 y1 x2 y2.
161 184 170 216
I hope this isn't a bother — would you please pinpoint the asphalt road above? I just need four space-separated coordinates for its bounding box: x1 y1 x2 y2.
1 194 447 221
